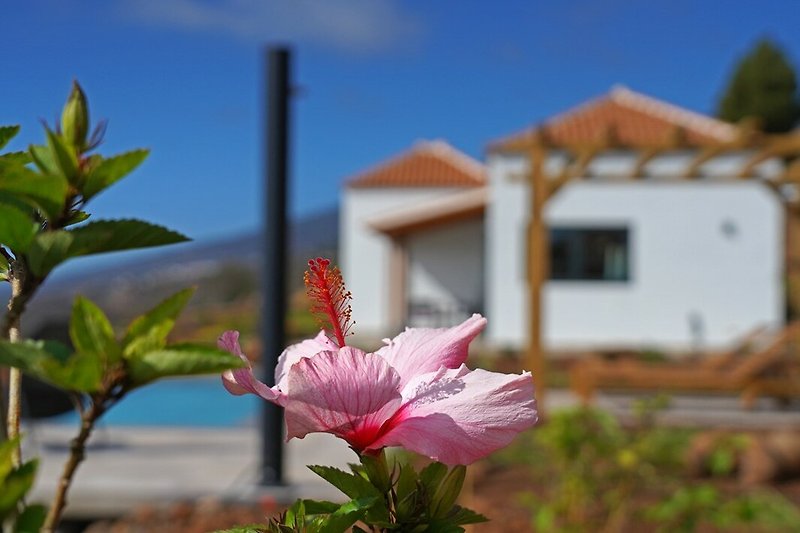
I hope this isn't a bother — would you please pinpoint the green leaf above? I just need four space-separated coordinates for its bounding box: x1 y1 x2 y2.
300 500 341 515
285 499 305 529
27 219 189 276
29 144 59 176
420 462 448 495
42 351 103 392
83 149 149 200
126 344 245 386
424 522 464 533
45 127 78 184
0 161 67 220
430 465 466 518
395 463 420 520
0 339 102 392
307 467 393 530
15 504 48 533
0 459 37 519
308 465 382 500
0 203 37 253
64 210 90 227
123 288 195 359
359 452 391 493
68 219 189 254
214 527 268 533
318 496 379 533
0 125 20 150
448 506 488 526
26 231 73 276
70 296 120 365
0 151 32 166
0 437 20 481
0 340 69 374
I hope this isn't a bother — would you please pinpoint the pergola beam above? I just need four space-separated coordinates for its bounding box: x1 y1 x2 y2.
514 128 800 417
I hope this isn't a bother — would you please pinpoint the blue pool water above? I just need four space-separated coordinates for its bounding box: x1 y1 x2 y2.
49 376 261 427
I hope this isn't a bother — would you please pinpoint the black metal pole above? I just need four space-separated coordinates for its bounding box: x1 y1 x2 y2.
261 46 290 486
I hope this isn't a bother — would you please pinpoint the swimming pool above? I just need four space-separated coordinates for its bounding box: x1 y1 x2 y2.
50 376 261 427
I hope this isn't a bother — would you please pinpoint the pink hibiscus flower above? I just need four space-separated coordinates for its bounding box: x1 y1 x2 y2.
219 258 537 465
219 314 537 465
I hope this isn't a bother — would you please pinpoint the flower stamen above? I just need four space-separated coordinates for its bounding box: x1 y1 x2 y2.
304 258 353 347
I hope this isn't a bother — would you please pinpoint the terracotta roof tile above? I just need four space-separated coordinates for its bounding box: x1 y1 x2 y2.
347 140 486 189
491 86 738 151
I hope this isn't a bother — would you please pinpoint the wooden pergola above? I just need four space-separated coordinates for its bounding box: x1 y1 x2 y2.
492 124 800 412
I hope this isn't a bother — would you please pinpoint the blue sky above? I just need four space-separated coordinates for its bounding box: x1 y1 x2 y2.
1 1 798 246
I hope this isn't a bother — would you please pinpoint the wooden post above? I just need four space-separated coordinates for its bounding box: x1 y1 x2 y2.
388 237 408 331
527 144 549 413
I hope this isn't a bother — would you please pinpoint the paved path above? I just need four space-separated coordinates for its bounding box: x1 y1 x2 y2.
26 425 357 520
25 389 800 520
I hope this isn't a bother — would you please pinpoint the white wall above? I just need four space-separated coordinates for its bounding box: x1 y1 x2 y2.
340 187 467 337
486 153 530 346
406 218 484 327
486 151 785 351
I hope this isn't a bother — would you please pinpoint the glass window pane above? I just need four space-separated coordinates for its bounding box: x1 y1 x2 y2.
548 227 629 281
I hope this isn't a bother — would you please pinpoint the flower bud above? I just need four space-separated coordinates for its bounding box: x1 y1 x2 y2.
61 80 89 151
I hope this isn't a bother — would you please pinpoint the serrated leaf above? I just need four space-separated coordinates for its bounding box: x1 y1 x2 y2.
15 503 48 533
70 296 120 365
308 465 382 500
0 125 19 150
0 151 31 166
301 500 341 515
308 465 391 525
64 210 90 227
83 149 149 200
123 288 195 359
0 460 37 519
448 506 488 526
126 344 245 386
318 496 379 533
45 127 78 184
0 161 67 220
27 219 189 276
0 203 37 253
424 522 464 533
68 219 189 255
0 339 102 392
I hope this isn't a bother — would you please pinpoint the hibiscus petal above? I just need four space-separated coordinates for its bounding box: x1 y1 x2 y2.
218 330 282 403
283 347 403 451
274 330 336 392
368 365 537 465
375 314 487 388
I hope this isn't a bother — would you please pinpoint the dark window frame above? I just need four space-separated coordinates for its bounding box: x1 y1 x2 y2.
549 225 631 282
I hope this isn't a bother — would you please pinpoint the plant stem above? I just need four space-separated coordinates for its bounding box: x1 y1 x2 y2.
2 260 41 466
42 397 106 532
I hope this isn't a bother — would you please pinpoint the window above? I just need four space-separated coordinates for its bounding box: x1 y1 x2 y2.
549 227 630 281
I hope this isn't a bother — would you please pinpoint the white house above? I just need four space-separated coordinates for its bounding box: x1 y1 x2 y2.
340 87 787 353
